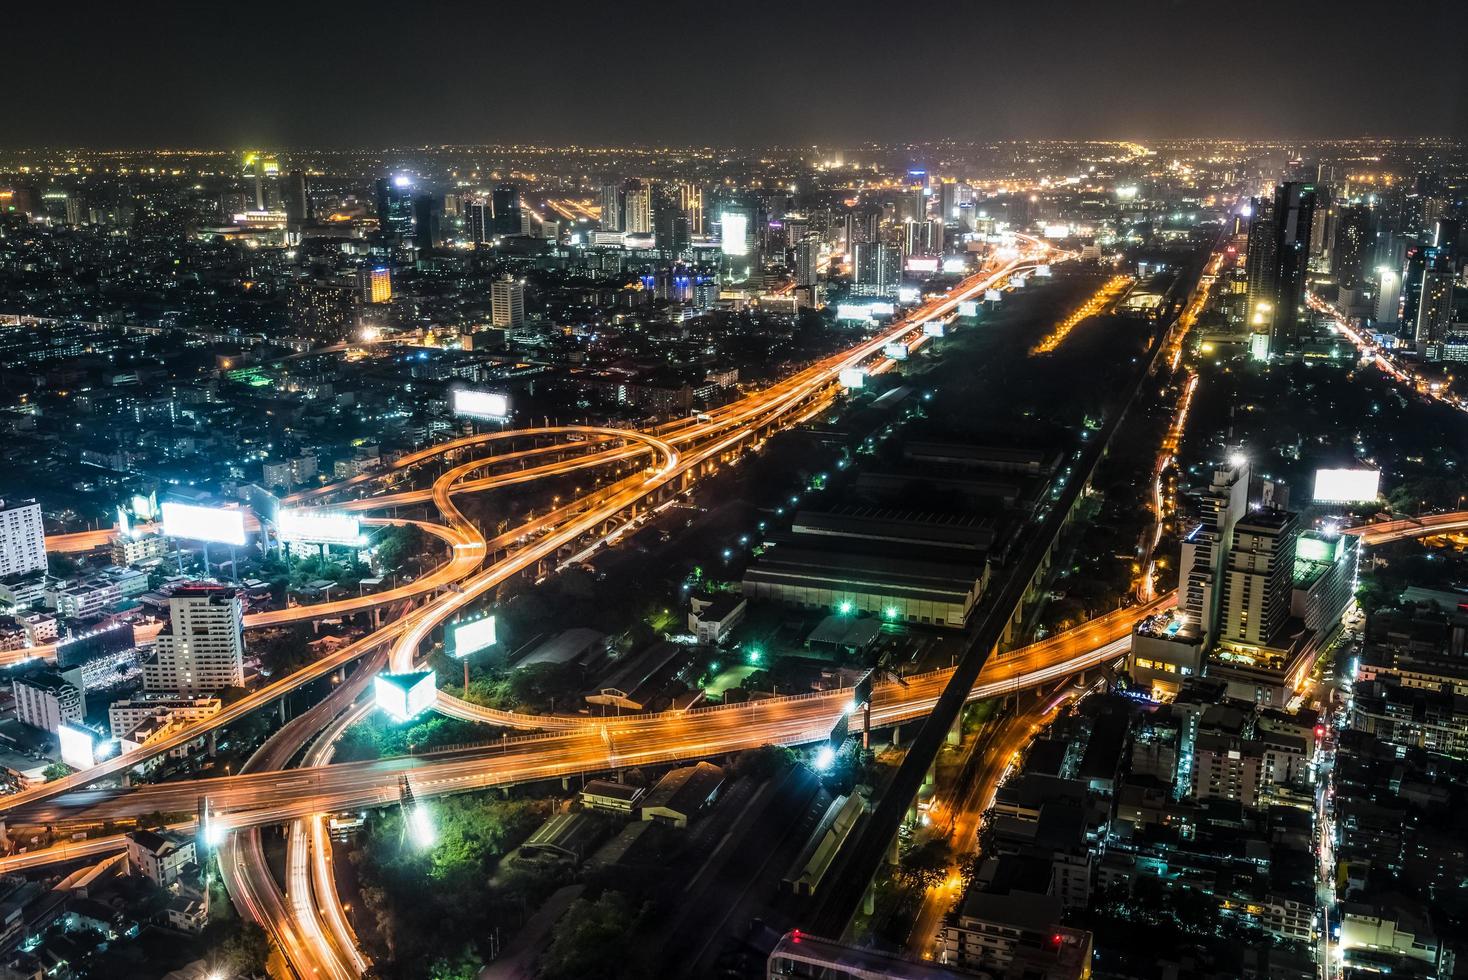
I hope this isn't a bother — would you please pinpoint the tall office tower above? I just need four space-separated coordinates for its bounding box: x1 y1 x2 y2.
0 499 46 578
852 242 901 297
896 188 926 224
1399 245 1439 340
623 180 653 235
142 585 245 695
491 183 521 236
1331 204 1371 291
1217 509 1299 648
464 199 490 244
413 195 442 251
1309 184 1334 265
1177 458 1250 644
1375 266 1401 327
283 170 311 226
491 276 526 327
678 183 704 236
357 267 392 304
242 152 279 212
843 208 879 252
1415 265 1455 361
938 181 959 223
902 218 944 258
795 237 820 287
599 182 623 232
1244 183 1317 355
375 177 416 239
1432 217 1460 264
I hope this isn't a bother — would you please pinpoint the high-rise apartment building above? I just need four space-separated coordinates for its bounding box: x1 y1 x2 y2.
1332 204 1372 291
1415 266 1455 360
12 669 85 734
491 276 526 328
599 183 623 232
0 499 47 578
678 183 704 236
1177 458 1250 644
1218 509 1299 648
623 180 653 235
142 585 245 695
1244 183 1317 356
464 200 490 244
852 242 901 297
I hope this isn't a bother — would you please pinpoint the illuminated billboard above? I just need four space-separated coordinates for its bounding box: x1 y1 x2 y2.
897 287 921 304
922 321 945 338
957 301 979 317
720 213 749 256
452 388 510 420
374 670 437 723
883 342 909 361
58 722 96 770
277 509 363 547
838 368 867 390
904 257 939 274
942 257 968 274
836 304 874 322
450 615 497 658
161 502 247 546
1312 468 1381 504
131 493 158 521
1042 223 1069 239
985 289 1002 302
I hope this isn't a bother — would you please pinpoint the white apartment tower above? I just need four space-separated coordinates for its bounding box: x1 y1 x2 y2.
0 499 47 578
1177 458 1250 644
143 585 245 695
491 276 526 328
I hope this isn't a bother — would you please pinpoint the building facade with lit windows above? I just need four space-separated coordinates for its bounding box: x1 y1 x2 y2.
141 585 245 695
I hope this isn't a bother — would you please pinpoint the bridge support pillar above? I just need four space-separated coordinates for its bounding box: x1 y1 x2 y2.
888 835 900 866
864 883 877 916
947 716 962 746
122 771 132 788
562 776 572 791
208 731 218 758
889 723 900 748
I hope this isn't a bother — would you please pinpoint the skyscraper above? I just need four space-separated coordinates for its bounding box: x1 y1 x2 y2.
375 176 416 239
283 170 311 227
1243 182 1317 356
795 237 820 288
0 498 46 578
623 180 653 235
492 183 521 236
1178 458 1250 645
1331 204 1371 292
142 585 245 695
491 276 526 328
852 242 901 297
1415 266 1455 360
1217 509 1299 648
678 183 704 236
413 194 442 251
599 182 623 232
464 199 490 244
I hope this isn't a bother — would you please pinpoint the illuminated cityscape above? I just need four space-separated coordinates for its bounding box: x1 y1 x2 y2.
0 4 1466 980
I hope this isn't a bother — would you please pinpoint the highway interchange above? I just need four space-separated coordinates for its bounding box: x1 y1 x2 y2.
12 236 1465 977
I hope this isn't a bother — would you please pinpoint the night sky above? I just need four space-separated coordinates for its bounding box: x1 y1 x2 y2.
8 0 1466 147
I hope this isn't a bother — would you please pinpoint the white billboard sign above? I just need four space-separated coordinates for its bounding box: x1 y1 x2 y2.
452 389 510 420
883 342 909 361
720 213 749 256
838 368 867 390
957 301 979 317
161 502 247 546
58 722 96 770
374 670 437 723
277 509 363 547
451 616 497 658
922 321 945 337
1312 468 1381 503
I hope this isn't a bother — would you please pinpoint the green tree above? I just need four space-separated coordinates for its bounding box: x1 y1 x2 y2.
41 763 71 782
539 892 643 980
